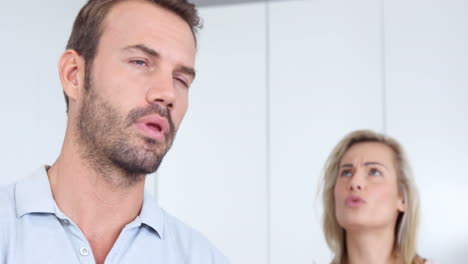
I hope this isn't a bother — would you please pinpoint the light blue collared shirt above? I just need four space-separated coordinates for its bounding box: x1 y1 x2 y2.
0 167 229 264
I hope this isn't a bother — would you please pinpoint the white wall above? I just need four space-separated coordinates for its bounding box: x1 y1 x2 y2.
0 1 84 185
2 1 467 264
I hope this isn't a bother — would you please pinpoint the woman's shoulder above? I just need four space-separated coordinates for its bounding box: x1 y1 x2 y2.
414 256 435 264
417 257 435 264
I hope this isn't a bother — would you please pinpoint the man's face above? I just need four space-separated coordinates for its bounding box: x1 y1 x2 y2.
76 0 196 180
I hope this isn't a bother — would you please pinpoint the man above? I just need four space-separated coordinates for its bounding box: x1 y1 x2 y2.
0 0 228 263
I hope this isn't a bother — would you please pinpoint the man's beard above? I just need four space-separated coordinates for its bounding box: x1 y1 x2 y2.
76 68 176 187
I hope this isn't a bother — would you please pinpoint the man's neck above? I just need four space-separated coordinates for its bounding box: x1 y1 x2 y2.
48 160 145 229
47 136 146 264
345 226 398 264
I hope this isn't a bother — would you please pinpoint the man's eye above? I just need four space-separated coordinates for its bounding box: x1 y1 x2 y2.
130 59 148 66
340 170 352 177
369 168 382 176
174 77 188 88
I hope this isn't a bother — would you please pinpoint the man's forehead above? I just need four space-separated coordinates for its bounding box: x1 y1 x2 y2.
103 0 193 39
98 0 196 64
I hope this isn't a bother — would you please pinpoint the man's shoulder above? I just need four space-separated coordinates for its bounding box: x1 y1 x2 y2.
161 208 212 243
0 182 17 252
0 183 16 220
0 167 46 221
160 208 229 263
0 166 50 235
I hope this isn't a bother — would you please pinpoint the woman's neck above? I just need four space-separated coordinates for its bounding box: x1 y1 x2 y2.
345 227 398 264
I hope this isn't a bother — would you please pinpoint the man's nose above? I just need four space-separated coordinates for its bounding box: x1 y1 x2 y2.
145 71 176 110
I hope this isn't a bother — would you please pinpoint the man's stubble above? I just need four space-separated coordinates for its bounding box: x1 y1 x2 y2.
76 64 176 188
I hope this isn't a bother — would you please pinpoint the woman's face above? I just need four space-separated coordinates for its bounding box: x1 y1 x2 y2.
334 142 405 232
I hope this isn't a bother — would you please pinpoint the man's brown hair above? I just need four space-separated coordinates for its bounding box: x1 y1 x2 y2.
63 0 202 112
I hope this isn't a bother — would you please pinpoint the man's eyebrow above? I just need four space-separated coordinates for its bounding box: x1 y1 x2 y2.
123 44 160 58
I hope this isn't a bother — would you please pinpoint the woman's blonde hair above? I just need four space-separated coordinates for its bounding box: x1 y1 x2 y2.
322 130 421 264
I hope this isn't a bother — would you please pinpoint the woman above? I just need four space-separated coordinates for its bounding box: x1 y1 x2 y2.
322 130 431 264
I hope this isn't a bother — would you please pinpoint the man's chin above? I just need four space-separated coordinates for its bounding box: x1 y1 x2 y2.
108 137 172 175
108 148 162 175
113 158 162 175
142 135 173 148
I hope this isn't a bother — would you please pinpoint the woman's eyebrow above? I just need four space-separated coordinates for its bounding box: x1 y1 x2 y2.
339 162 388 169
363 161 388 169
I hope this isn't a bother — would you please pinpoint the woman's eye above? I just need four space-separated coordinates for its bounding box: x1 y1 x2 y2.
369 168 382 176
340 170 353 177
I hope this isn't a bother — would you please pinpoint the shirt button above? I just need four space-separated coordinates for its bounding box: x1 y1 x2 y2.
80 247 89 256
62 219 70 225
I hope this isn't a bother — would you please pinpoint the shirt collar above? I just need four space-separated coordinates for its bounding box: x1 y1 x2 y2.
15 166 165 239
15 166 56 217
139 191 165 239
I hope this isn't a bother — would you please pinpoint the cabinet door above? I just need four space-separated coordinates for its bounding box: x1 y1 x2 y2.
386 1 468 263
157 3 269 264
269 1 383 263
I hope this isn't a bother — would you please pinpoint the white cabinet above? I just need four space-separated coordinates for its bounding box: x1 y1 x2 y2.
385 1 468 262
157 3 269 264
269 1 384 263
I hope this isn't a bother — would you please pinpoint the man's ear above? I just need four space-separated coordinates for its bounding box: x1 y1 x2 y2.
58 49 85 105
